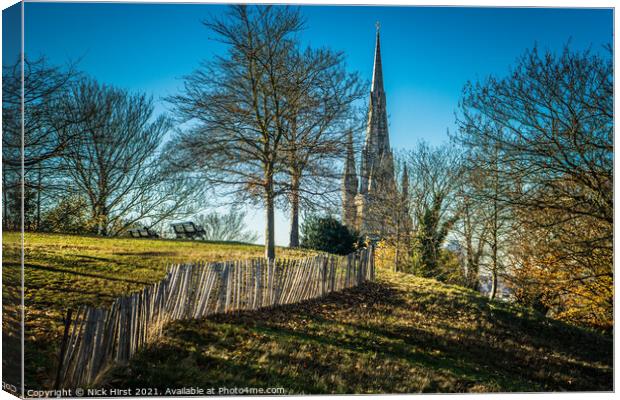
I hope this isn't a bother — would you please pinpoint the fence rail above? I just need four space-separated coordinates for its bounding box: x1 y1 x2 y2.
56 246 375 388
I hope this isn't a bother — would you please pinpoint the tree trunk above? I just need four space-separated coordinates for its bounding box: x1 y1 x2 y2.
489 152 500 301
265 184 276 260
394 222 401 272
489 269 498 300
36 167 41 230
96 203 108 236
288 173 300 248
394 244 400 273
489 236 499 300
469 264 480 291
2 168 7 229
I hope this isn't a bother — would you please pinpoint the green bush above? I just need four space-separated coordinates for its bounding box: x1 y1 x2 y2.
300 215 360 255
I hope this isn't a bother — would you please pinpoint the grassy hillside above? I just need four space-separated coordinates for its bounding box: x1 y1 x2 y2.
105 267 613 393
3 232 306 310
1 232 308 389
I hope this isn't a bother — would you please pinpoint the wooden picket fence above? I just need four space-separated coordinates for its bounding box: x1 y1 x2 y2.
55 246 375 389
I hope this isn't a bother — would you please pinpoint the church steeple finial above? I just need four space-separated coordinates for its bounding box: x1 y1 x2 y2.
371 21 384 94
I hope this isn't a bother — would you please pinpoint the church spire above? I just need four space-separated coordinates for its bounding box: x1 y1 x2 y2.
371 21 384 94
360 22 390 195
352 23 398 238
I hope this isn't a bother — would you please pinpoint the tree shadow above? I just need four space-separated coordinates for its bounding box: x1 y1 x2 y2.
24 263 152 286
102 280 612 393
112 251 177 257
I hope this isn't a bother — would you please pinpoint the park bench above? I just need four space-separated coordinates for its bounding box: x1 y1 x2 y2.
171 221 207 240
128 227 160 238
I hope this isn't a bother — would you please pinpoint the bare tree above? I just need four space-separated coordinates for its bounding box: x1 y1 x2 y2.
2 56 80 229
456 44 612 326
168 5 311 258
458 45 612 245
278 48 365 247
2 56 81 167
453 167 489 290
461 145 514 299
402 142 463 278
60 78 197 235
195 208 259 243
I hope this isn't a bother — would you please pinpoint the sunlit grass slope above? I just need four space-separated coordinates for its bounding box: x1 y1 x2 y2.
4 232 305 309
106 266 612 393
1 231 308 389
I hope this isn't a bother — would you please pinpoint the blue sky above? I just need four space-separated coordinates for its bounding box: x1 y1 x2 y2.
13 2 614 245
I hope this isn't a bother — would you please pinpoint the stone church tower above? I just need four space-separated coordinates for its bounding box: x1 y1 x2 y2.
342 24 405 238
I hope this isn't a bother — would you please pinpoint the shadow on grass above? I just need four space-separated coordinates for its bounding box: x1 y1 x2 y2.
24 263 152 286
102 279 613 394
112 251 178 257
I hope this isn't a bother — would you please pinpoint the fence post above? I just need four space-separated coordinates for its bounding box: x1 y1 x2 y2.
321 257 332 296
360 249 368 283
330 256 336 293
54 308 73 390
370 245 375 280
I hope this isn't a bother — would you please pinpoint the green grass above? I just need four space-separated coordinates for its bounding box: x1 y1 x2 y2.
4 232 305 310
104 267 612 393
1 232 308 390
